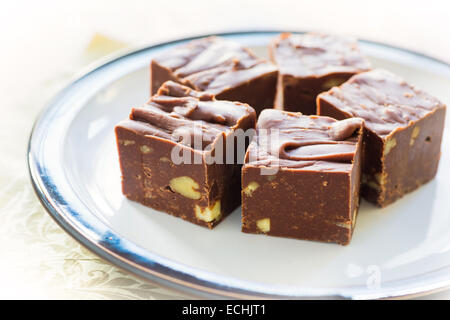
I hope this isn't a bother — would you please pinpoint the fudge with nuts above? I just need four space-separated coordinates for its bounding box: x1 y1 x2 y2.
317 69 446 207
150 36 278 115
115 81 256 228
241 109 363 245
269 32 371 114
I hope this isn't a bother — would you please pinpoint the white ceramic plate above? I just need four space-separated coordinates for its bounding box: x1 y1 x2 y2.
28 31 450 299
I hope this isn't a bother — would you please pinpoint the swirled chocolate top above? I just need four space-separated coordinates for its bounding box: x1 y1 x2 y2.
152 36 278 94
318 69 446 137
117 81 256 150
270 32 371 78
245 109 363 171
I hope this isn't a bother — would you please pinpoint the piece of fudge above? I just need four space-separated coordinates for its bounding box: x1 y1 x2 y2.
150 36 278 115
317 69 446 207
241 109 363 245
269 32 371 115
115 81 256 228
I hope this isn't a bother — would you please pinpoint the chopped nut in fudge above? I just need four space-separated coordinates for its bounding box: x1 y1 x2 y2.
269 32 371 114
116 81 256 228
317 69 446 207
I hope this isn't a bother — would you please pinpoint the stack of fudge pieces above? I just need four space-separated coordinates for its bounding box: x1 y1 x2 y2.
116 33 446 245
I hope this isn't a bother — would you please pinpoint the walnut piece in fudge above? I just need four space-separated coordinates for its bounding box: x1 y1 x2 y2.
150 36 279 115
269 32 371 114
116 81 256 228
317 69 446 207
241 109 363 245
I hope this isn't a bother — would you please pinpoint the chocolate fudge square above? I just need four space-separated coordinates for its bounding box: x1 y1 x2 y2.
115 81 256 228
269 32 371 115
317 69 446 207
150 36 278 115
241 109 363 245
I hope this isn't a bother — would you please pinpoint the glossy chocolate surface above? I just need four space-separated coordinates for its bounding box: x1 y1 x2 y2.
150 36 278 114
120 81 255 151
116 81 256 228
153 37 276 92
317 69 446 207
271 32 371 78
318 69 446 137
242 109 363 245
246 109 360 170
269 32 371 114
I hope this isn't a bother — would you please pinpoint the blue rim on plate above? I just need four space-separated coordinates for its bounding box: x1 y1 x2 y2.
28 30 450 299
